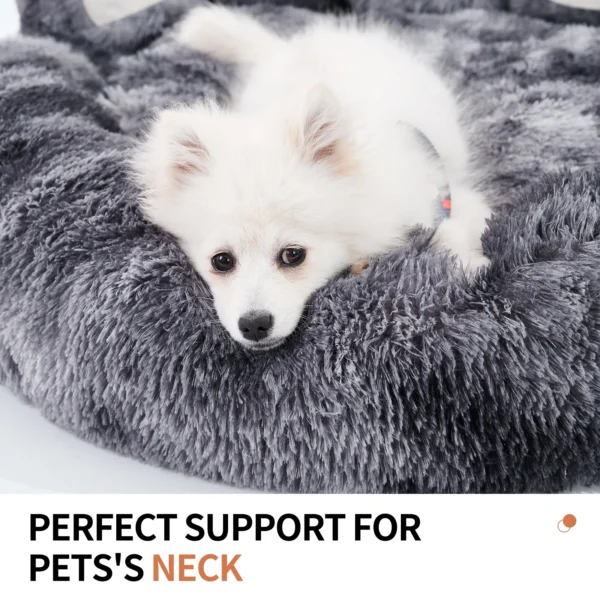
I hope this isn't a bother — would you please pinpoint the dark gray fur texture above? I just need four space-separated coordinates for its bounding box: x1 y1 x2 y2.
2 0 600 492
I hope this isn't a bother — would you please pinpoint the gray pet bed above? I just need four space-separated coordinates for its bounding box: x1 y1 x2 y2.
2 0 600 493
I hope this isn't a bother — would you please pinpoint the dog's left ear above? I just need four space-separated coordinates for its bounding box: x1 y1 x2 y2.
293 84 353 172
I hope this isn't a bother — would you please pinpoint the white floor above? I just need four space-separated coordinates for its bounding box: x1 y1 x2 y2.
0 386 244 493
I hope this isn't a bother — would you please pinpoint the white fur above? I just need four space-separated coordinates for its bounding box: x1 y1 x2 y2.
133 6 491 349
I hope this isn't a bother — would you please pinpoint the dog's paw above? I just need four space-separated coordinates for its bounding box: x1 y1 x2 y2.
431 218 490 276
350 259 369 276
457 250 490 275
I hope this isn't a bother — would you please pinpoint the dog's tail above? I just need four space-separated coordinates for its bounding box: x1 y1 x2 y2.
176 5 284 65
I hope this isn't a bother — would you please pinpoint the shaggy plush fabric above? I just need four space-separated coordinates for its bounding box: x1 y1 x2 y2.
2 0 600 493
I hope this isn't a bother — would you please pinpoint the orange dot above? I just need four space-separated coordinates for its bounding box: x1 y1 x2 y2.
563 514 577 528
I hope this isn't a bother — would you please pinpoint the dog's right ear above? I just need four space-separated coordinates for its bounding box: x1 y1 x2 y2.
131 106 211 228
288 84 355 175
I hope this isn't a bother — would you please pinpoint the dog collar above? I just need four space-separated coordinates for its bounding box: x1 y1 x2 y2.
403 123 452 227
435 187 452 227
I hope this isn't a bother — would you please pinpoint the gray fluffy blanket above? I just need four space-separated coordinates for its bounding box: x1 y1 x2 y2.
2 0 600 492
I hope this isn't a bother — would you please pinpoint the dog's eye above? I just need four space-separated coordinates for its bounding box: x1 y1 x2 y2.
211 252 235 273
280 247 306 267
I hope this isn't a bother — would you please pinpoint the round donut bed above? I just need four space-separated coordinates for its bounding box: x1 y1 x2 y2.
2 0 600 493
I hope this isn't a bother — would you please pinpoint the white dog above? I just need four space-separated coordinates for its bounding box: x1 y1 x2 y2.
133 5 491 350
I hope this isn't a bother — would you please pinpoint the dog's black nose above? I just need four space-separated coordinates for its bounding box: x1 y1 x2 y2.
238 312 273 342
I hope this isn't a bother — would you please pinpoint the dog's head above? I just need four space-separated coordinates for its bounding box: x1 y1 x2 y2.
133 86 361 349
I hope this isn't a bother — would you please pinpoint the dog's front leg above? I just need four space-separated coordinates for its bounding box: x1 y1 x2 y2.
432 183 491 272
